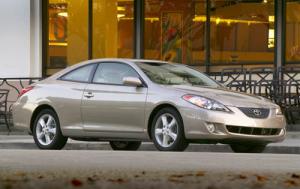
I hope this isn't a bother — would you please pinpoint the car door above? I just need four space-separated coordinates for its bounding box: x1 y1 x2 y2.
55 64 97 132
81 62 148 136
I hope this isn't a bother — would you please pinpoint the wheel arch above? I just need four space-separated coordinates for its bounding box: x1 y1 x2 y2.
147 103 183 139
30 104 57 133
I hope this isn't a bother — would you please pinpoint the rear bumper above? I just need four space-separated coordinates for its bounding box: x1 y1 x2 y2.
12 101 37 133
180 106 286 144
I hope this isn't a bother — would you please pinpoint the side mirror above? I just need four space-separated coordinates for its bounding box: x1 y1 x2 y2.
123 77 143 87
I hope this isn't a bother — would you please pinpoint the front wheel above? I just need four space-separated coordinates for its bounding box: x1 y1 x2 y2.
230 143 266 153
33 109 68 150
109 141 141 151
151 107 189 151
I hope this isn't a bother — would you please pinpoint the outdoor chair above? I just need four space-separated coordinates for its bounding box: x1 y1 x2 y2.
284 81 300 124
278 66 300 84
0 89 10 131
220 68 247 92
251 80 275 100
249 67 274 94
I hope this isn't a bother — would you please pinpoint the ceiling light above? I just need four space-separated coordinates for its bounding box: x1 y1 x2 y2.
268 16 274 22
117 14 125 18
117 6 125 11
58 12 68 17
268 29 274 39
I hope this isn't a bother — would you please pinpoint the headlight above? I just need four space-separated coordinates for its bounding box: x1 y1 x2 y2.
275 107 282 115
182 94 231 112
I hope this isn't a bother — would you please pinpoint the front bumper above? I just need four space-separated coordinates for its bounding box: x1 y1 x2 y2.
181 106 286 144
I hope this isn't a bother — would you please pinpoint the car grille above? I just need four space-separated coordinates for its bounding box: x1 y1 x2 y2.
238 107 270 119
226 125 281 136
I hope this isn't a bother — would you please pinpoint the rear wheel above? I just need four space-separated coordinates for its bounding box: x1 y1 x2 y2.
230 143 266 153
109 141 141 151
151 107 188 151
33 109 68 150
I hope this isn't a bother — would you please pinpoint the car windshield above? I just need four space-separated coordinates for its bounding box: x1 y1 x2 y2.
135 62 221 87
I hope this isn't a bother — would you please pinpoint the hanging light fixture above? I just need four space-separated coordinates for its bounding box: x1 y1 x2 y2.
58 12 68 17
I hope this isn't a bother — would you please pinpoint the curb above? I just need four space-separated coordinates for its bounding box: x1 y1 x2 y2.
0 142 299 154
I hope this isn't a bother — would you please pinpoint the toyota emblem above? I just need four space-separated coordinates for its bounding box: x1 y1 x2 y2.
252 109 262 116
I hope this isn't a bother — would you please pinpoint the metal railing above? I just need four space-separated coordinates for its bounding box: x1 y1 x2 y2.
0 77 43 131
208 66 300 124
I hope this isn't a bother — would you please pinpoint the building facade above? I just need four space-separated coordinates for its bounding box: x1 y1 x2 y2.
1 0 300 78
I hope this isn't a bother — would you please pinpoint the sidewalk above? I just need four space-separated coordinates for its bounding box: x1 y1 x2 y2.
0 123 299 153
0 132 299 153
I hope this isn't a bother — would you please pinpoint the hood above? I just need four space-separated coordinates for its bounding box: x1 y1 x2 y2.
168 85 277 108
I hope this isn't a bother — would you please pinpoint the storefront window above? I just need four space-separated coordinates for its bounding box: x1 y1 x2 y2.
144 0 206 65
210 0 274 64
47 0 134 76
47 0 88 76
46 0 280 76
286 1 300 62
93 0 134 59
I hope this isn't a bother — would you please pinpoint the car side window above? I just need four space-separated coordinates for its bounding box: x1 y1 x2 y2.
93 63 139 85
60 64 95 82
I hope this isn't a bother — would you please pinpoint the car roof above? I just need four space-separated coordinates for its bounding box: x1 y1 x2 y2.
45 58 172 81
86 58 170 64
124 59 169 64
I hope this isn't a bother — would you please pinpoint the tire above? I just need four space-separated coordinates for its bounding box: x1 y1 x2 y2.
230 143 266 153
109 141 141 151
151 107 189 151
33 109 68 150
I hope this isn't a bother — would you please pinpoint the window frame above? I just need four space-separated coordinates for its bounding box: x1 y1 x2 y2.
91 62 148 87
58 63 98 83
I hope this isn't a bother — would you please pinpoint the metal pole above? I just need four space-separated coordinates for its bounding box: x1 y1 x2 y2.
274 0 286 104
88 0 93 60
41 0 49 77
274 0 286 80
134 0 145 59
205 0 211 73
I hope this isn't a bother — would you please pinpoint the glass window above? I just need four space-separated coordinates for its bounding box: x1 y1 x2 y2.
93 63 139 85
210 0 274 64
61 64 95 82
286 1 300 62
144 0 206 65
47 1 89 76
46 0 134 76
93 0 134 59
135 62 220 87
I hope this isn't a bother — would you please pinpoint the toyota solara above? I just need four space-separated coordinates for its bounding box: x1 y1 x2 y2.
12 59 286 152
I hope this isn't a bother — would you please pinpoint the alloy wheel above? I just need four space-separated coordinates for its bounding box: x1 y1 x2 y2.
154 113 178 148
36 114 57 146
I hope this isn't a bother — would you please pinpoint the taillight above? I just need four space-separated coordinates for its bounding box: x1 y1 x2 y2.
19 86 34 97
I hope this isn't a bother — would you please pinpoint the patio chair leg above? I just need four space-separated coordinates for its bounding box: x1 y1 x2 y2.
3 114 10 132
284 111 291 124
289 111 296 124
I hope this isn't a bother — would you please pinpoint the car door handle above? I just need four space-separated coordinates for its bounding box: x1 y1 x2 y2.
84 92 94 98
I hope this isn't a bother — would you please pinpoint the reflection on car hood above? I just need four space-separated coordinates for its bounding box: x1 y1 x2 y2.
168 85 277 108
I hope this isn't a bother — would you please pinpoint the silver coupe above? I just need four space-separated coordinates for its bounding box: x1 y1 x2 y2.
12 59 286 152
